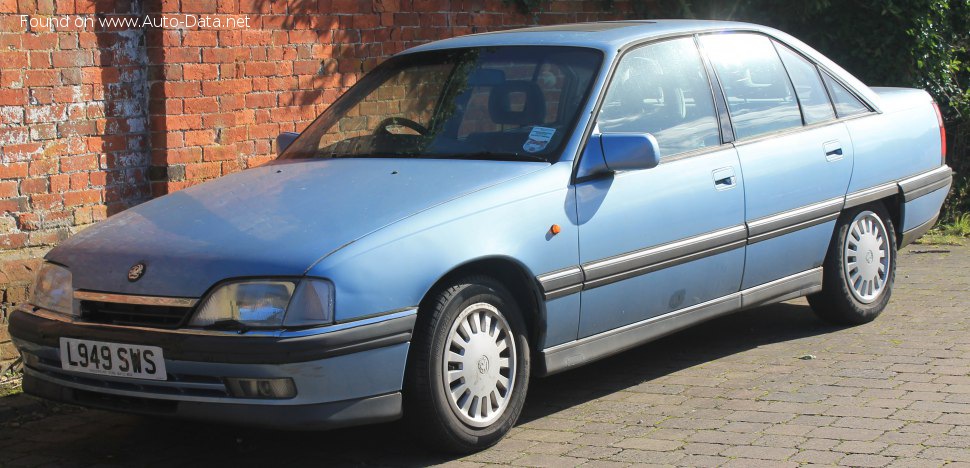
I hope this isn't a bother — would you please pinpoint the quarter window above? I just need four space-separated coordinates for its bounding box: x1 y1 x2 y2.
775 43 836 125
596 37 719 157
822 72 870 117
701 33 802 140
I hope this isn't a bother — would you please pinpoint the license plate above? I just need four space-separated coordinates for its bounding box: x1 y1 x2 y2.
59 338 167 381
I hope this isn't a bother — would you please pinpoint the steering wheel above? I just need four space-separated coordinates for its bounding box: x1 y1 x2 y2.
375 116 428 136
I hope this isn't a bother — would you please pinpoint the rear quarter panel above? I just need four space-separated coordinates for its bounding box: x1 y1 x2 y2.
845 89 941 193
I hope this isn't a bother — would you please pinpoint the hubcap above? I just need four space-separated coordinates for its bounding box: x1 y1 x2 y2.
843 211 890 304
442 302 516 427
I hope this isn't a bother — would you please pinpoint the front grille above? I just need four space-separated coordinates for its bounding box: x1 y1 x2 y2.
81 300 193 329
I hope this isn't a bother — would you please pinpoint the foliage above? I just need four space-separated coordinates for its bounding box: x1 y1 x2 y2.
939 212 970 236
510 0 970 221
646 0 970 222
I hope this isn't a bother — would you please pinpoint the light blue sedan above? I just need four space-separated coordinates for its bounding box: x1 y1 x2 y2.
11 20 951 452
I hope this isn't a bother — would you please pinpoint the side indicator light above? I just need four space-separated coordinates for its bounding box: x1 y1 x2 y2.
550 224 561 235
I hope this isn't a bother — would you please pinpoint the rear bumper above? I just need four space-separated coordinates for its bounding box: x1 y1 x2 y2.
10 306 415 430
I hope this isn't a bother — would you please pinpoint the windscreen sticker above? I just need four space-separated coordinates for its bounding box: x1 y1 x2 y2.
523 126 556 153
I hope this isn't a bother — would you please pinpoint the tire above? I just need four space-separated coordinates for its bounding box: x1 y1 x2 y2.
808 204 897 325
404 275 531 454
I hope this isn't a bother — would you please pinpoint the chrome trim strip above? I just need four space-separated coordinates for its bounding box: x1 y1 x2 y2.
277 308 417 338
539 267 826 375
536 166 953 301
746 197 843 242
903 178 951 203
899 166 953 196
740 267 822 309
73 291 198 308
844 182 898 209
537 267 585 300
747 212 839 244
541 294 741 375
544 284 583 301
584 239 746 290
583 225 747 283
534 226 747 298
900 212 940 248
22 304 416 339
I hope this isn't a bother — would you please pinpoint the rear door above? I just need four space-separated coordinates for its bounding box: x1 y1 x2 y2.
574 37 746 338
700 33 853 291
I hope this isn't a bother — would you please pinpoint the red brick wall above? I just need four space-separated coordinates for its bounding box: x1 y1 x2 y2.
0 0 639 368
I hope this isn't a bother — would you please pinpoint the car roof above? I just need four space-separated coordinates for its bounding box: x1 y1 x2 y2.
402 20 773 54
400 19 883 111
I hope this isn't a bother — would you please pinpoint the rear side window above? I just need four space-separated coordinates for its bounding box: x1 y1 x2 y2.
821 72 870 117
775 43 836 125
700 33 802 140
596 37 720 157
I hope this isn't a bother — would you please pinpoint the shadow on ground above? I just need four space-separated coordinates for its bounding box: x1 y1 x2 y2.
1 302 841 467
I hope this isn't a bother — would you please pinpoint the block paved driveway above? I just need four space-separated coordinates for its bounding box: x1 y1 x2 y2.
1 244 969 467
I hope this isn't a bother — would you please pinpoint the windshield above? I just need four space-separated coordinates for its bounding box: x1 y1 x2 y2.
280 46 603 163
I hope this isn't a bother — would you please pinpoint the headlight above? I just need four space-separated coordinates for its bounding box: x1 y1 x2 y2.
32 263 74 316
190 278 334 329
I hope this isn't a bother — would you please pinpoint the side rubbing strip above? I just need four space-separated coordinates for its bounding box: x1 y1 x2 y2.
535 226 747 299
903 178 951 202
540 294 741 375
539 268 826 375
746 197 843 244
899 166 953 202
582 225 747 288
537 267 585 301
534 166 951 302
740 267 822 309
844 183 898 209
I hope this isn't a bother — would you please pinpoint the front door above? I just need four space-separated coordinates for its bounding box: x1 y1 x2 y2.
574 37 746 338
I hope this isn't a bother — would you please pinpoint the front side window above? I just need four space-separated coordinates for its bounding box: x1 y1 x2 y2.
701 33 802 140
596 37 720 157
775 43 836 125
281 46 603 163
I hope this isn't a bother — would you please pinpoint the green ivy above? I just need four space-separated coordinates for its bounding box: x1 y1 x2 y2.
508 0 970 221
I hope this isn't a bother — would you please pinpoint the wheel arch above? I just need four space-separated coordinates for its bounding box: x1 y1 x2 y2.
416 256 547 349
879 192 904 248
837 192 904 250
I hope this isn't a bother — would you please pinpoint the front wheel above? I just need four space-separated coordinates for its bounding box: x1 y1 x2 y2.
404 276 530 454
808 205 897 325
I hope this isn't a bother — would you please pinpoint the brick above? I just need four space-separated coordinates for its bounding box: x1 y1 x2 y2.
0 89 27 106
63 189 100 206
0 163 28 179
19 177 48 194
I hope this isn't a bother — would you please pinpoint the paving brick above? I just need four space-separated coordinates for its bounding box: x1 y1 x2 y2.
3 245 970 466
720 445 796 460
838 453 894 467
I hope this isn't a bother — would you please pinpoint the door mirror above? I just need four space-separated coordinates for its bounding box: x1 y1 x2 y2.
600 133 661 172
276 132 300 157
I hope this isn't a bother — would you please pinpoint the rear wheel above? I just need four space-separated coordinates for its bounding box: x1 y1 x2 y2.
405 276 530 454
808 204 897 325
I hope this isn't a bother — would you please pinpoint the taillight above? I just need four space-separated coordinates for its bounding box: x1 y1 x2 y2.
931 100 946 163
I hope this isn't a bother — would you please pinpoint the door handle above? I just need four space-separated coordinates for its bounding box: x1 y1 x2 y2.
824 140 843 161
712 167 736 190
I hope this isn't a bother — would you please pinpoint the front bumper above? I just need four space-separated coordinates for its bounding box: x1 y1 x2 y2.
10 306 416 430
